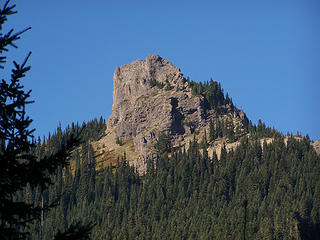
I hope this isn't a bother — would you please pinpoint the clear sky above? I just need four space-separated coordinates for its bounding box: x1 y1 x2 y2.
3 0 320 140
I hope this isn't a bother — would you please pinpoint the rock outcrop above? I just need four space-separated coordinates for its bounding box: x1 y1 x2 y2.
312 140 320 155
107 55 248 173
108 55 185 128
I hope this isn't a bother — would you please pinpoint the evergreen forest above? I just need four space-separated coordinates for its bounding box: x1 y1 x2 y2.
21 120 320 240
1 2 320 239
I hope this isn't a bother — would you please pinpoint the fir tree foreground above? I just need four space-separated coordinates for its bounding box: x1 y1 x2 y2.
0 1 91 239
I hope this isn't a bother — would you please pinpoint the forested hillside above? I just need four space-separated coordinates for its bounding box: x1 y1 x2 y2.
2 1 319 239
23 121 320 240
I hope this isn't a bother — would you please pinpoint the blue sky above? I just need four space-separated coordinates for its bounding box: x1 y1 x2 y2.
3 0 320 140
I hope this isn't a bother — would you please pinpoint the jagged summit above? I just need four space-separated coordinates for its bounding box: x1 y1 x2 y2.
110 54 185 113
103 55 248 173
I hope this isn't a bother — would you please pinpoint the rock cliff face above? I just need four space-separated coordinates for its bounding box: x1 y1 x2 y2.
107 55 247 173
109 55 185 110
312 140 320 155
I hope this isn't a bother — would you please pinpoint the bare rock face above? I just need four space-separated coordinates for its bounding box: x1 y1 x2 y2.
109 54 184 125
312 140 320 155
107 55 247 173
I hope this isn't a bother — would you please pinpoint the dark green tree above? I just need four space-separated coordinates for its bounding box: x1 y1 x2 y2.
54 222 93 240
155 131 171 156
0 1 90 239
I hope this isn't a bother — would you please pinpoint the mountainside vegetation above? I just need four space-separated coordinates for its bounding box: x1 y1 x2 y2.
2 2 320 239
187 77 233 111
0 1 94 238
22 120 320 240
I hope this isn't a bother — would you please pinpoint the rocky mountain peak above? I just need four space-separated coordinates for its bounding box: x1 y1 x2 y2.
111 54 185 111
105 55 248 173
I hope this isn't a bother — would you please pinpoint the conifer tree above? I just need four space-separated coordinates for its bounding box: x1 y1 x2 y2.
0 1 90 239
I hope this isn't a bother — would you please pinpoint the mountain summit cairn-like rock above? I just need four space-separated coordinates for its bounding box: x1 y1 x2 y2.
105 55 248 173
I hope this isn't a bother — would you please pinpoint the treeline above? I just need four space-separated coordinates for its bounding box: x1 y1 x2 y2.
208 118 237 142
187 78 233 111
23 121 320 239
15 117 106 238
207 117 280 143
149 76 233 111
35 116 106 147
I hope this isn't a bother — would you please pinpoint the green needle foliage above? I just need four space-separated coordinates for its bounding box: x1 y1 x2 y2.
2 2 319 240
22 127 320 240
54 222 94 240
0 1 91 239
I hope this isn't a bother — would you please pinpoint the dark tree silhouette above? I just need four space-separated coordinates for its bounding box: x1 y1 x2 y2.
54 222 93 240
0 1 90 239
